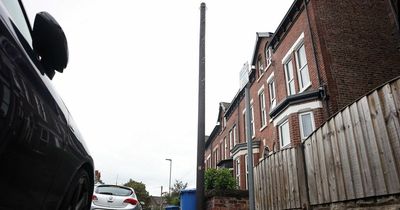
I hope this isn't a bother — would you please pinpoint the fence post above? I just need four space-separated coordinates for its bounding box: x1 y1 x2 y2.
297 145 310 209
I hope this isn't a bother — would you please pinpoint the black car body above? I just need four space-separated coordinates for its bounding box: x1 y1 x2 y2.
0 1 94 209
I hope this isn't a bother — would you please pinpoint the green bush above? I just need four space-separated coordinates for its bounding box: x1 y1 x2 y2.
205 168 236 191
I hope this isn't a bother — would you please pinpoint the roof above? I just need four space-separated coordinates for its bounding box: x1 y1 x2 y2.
268 0 304 51
251 32 274 66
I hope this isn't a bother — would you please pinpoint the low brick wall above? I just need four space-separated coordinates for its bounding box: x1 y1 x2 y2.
205 190 249 210
312 194 400 210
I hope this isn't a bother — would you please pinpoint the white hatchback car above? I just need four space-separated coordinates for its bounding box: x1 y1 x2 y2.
91 185 142 210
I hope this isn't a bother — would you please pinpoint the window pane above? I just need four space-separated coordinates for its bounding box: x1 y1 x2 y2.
301 113 313 138
2 1 33 46
297 45 307 68
300 65 310 88
280 121 290 147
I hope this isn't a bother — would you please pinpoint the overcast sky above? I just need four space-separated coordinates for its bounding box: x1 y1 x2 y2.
24 0 293 196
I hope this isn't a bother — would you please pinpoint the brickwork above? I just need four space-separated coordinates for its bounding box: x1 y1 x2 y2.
309 0 400 113
206 196 249 210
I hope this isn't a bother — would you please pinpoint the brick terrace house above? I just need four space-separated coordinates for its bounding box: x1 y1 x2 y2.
205 0 400 190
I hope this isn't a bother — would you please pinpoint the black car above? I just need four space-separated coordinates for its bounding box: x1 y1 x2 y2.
0 0 94 209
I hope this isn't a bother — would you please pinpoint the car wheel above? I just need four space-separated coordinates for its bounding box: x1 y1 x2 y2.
60 169 91 210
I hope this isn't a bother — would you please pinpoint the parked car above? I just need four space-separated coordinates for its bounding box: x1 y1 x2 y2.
0 0 94 209
91 185 142 210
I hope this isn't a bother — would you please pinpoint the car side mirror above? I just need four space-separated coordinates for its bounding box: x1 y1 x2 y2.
32 12 68 79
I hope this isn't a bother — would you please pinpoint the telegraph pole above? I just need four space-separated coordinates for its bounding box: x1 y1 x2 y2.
241 62 255 210
196 2 206 210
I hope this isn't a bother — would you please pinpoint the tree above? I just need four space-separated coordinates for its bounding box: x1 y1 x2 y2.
123 179 150 208
165 179 188 206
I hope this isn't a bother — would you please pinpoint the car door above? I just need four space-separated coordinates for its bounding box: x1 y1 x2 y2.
0 1 64 209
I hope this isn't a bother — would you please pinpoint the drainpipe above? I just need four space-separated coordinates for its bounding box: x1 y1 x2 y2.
303 0 331 117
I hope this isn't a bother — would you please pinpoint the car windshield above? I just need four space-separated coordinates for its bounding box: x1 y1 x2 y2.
96 186 132 196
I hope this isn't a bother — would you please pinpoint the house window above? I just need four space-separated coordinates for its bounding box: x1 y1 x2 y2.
279 120 291 148
299 112 315 140
258 90 267 128
229 129 233 150
214 148 219 167
284 59 296 96
235 158 240 188
258 55 264 76
220 142 223 161
245 154 249 190
295 44 310 91
233 125 238 145
250 105 255 137
243 106 255 141
223 117 227 129
224 137 228 159
265 46 272 67
268 77 276 108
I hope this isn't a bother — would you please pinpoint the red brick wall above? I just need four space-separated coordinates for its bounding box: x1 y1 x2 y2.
206 196 249 210
309 0 400 114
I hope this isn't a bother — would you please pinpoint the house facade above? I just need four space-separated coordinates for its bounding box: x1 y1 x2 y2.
205 0 400 190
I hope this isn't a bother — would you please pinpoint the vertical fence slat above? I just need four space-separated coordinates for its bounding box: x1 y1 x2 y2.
278 151 284 209
317 128 331 203
269 155 274 210
334 112 355 200
287 149 294 208
259 160 265 210
282 150 289 209
272 153 278 210
329 119 346 201
296 146 308 208
254 163 259 210
304 136 317 204
350 102 374 197
270 154 275 210
372 89 400 193
359 97 387 195
342 107 365 198
322 123 337 202
382 84 400 192
312 133 324 203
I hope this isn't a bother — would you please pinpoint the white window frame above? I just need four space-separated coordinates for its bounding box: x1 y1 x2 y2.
267 73 276 109
235 158 240 188
265 46 272 68
229 129 234 150
258 56 264 77
258 86 267 129
233 125 238 145
279 120 291 148
284 59 296 96
295 43 311 92
299 111 315 140
215 147 219 166
245 154 249 190
224 137 228 159
250 105 255 138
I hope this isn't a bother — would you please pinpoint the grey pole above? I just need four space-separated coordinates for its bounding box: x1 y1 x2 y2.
196 2 206 210
165 159 172 195
245 83 255 210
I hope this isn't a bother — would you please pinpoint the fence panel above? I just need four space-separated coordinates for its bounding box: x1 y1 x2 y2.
303 79 400 205
254 147 306 209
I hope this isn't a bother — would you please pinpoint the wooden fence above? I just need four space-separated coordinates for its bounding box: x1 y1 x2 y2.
254 146 308 210
254 77 400 209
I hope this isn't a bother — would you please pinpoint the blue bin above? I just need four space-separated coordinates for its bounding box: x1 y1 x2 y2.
180 189 196 210
165 205 179 210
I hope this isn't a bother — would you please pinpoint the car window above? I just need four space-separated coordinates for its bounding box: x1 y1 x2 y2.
96 186 133 196
2 0 32 47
